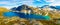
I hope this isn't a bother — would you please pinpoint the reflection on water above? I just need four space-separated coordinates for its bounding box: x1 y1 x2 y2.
17 12 50 20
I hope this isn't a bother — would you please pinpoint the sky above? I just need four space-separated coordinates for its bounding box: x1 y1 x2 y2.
0 0 60 9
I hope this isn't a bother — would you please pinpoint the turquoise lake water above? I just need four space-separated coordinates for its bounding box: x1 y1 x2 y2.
3 12 50 20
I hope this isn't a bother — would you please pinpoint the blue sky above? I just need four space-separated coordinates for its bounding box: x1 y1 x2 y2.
0 0 60 9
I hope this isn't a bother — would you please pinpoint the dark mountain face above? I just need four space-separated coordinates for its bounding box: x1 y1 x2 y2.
11 5 60 12
50 6 60 10
16 5 29 11
41 5 49 8
11 7 16 11
40 5 60 10
55 6 60 10
10 5 27 11
16 6 22 11
16 5 32 11
50 6 55 8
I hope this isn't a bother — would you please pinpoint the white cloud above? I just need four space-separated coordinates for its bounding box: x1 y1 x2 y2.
0 0 34 9
0 0 34 6
1 5 18 9
21 1 34 5
45 0 55 2
50 3 60 6
0 1 9 4
49 0 60 6
36 0 41 1
0 1 16 6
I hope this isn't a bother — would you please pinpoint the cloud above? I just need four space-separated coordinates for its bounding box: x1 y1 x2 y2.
1 0 57 9
0 1 16 6
50 2 60 6
0 0 34 9
45 0 55 2
0 0 34 6
49 0 60 6
0 1 9 4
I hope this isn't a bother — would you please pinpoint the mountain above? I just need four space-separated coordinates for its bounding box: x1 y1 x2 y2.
41 5 60 10
41 5 49 8
11 5 32 11
50 6 56 8
49 6 60 10
11 7 17 11
10 5 60 20
16 5 27 11
11 5 60 11
55 6 60 10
